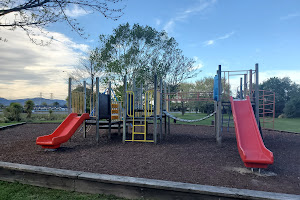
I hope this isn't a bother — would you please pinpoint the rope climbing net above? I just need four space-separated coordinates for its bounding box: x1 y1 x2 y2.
163 111 216 123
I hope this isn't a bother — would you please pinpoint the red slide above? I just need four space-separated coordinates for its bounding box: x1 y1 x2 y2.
230 96 273 168
36 113 90 149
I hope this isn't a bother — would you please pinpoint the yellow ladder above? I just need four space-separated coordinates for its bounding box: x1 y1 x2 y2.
125 90 153 142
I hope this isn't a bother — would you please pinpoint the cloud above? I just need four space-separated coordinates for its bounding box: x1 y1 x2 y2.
191 56 204 71
65 5 91 18
164 20 175 33
204 40 214 46
0 24 89 99
259 70 300 85
155 19 161 26
204 31 235 46
280 13 300 20
163 0 217 33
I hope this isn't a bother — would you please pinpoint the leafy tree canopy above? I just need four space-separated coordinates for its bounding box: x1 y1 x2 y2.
24 100 35 118
0 0 124 44
95 23 201 91
260 77 300 116
4 102 23 121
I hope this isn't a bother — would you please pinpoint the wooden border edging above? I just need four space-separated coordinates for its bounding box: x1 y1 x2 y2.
0 122 26 130
0 162 298 200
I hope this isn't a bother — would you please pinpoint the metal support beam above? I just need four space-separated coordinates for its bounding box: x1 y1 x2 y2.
216 65 222 145
68 78 72 114
123 76 127 143
83 81 87 138
168 86 170 135
96 77 100 143
249 69 253 100
240 77 243 99
160 78 163 141
108 81 112 139
244 74 247 98
153 74 157 144
255 63 261 137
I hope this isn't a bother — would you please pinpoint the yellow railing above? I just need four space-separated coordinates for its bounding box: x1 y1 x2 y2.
72 91 84 114
125 90 154 143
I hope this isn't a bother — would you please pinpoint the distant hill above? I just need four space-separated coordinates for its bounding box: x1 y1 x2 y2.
0 97 66 107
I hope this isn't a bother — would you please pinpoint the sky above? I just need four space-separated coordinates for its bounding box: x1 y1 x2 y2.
1 0 300 100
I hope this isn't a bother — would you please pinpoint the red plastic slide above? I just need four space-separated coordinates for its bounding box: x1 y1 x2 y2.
230 96 273 168
36 113 90 149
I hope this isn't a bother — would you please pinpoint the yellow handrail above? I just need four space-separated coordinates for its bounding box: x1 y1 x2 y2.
126 91 134 117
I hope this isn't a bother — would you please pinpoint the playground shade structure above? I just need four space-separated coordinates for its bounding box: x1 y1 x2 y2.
230 96 274 168
36 113 90 149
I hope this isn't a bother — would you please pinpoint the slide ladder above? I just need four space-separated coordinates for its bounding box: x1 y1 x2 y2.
125 91 153 142
230 96 273 168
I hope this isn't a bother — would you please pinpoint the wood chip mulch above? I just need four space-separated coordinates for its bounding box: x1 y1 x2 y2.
0 123 299 195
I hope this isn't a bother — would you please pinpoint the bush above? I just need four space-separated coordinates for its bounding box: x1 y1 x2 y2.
24 100 35 118
284 97 300 118
4 103 23 122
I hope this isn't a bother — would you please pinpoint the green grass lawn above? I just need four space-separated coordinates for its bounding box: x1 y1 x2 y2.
171 112 300 133
0 122 22 127
261 117 300 133
0 180 129 200
171 112 215 126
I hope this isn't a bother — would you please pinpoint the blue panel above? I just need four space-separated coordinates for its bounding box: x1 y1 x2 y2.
214 75 219 101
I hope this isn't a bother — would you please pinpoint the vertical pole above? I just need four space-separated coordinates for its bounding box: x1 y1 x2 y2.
255 63 262 138
96 77 100 143
228 72 230 97
108 81 112 139
168 86 171 135
255 63 260 127
68 78 72 114
133 78 136 114
214 101 217 133
164 82 167 137
83 81 87 138
216 65 222 145
123 76 127 143
249 69 253 100
83 81 87 113
160 78 163 141
140 83 143 111
244 74 247 98
153 74 157 144
273 92 275 129
240 77 243 99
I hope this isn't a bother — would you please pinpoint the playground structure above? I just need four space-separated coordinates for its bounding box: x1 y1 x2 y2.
36 63 274 169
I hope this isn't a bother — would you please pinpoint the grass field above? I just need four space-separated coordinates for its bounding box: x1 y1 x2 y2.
0 180 129 200
0 122 24 127
1 112 299 133
171 112 300 133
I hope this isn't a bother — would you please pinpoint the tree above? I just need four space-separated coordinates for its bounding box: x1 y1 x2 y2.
173 83 194 115
260 77 298 116
96 23 200 91
0 0 124 44
284 97 300 118
4 103 23 121
52 102 60 107
24 100 35 118
72 49 104 111
42 102 47 106
194 77 230 114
